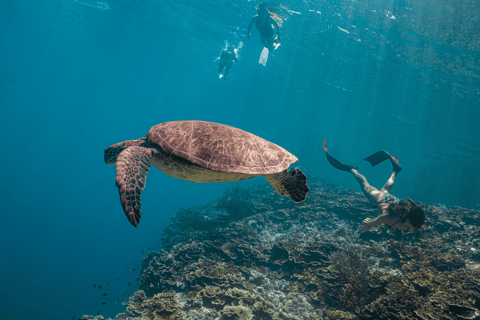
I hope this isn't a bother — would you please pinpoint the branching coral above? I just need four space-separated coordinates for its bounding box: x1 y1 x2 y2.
327 245 380 311
215 184 255 219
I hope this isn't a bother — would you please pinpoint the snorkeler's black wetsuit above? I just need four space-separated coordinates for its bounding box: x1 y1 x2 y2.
256 16 275 38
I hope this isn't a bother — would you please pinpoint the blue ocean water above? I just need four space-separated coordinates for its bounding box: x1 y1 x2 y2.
0 0 479 319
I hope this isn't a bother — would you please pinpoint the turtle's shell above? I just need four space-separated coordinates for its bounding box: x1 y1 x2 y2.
147 120 298 175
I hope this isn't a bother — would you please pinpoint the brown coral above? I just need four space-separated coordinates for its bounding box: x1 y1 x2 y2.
126 290 185 320
85 177 480 320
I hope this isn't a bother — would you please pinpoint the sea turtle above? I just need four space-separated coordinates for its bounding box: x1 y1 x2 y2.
104 120 309 227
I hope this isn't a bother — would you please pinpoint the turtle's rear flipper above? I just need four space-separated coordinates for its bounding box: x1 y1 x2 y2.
364 151 402 173
285 168 309 202
115 146 155 227
264 168 309 203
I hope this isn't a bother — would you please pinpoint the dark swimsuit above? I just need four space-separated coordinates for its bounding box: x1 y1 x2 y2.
256 16 275 38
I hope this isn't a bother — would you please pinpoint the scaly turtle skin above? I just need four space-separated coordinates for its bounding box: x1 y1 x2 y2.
104 120 309 227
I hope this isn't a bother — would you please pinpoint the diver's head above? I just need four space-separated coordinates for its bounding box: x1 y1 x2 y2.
104 139 141 165
257 3 268 16
387 199 426 230
407 198 426 230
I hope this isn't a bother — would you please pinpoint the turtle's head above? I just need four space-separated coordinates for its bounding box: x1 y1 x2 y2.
104 139 141 165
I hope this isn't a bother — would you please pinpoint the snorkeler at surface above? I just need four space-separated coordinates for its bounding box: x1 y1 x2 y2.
247 3 281 52
218 47 238 79
323 139 426 233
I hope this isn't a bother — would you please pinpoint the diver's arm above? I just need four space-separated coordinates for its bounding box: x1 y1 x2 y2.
360 213 396 230
247 16 258 38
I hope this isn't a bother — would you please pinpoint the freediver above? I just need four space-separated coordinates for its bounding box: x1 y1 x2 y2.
323 139 426 232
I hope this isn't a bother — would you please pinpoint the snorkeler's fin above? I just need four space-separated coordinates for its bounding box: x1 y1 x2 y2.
259 47 269 66
323 139 358 172
363 151 402 173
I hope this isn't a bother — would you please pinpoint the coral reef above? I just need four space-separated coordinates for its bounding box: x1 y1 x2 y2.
84 177 480 320
326 245 381 311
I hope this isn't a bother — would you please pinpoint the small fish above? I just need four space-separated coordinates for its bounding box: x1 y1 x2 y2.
93 284 96 288
129 282 132 285
107 283 109 285
98 285 102 289
103 293 107 296
132 269 136 271
116 278 119 281
97 311 100 314
113 297 116 300
73 316 75 320
101 302 107 305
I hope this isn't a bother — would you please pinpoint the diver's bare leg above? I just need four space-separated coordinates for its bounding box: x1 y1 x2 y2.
351 169 384 204
380 171 397 193
224 65 232 78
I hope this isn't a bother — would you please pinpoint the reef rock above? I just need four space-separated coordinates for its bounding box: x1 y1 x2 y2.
88 177 480 319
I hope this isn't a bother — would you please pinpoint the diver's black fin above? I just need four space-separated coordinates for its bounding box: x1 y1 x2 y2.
326 153 358 172
364 151 402 173
363 151 391 166
323 139 358 172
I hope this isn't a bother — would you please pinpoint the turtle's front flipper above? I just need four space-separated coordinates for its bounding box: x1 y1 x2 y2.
264 168 309 203
115 146 155 227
